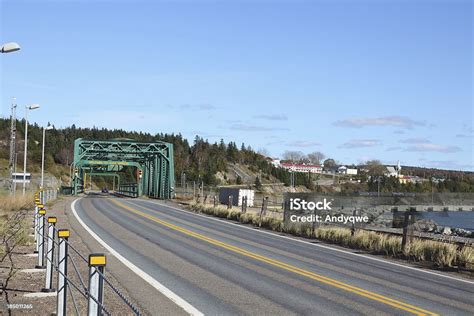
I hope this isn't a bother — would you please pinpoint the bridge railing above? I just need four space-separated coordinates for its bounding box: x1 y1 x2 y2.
116 183 138 198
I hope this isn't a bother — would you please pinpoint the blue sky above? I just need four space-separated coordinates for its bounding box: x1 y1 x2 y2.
1 0 472 170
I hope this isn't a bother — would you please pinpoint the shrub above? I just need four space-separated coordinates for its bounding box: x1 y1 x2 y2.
458 246 474 269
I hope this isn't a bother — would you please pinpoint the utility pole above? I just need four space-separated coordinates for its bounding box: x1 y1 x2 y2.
8 98 17 193
13 152 18 196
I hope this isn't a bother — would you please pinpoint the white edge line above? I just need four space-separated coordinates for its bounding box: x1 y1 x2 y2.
135 198 474 285
71 198 204 316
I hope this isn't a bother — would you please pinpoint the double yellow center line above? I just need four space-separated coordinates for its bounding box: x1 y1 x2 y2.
110 199 438 316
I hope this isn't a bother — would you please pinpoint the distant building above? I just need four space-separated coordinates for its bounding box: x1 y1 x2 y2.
280 162 323 174
337 166 358 175
385 161 402 177
399 175 424 184
271 159 281 168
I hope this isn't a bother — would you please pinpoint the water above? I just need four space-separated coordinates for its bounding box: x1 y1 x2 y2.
420 211 474 231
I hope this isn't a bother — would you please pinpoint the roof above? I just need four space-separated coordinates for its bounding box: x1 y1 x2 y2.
386 166 397 173
281 162 322 168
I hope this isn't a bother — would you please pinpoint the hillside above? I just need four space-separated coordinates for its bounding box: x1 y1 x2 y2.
1 118 473 193
0 118 291 189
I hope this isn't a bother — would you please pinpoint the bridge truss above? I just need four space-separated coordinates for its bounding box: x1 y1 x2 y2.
72 138 174 199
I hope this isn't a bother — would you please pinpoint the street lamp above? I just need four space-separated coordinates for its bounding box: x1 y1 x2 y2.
22 104 41 195
1 42 21 53
41 124 54 189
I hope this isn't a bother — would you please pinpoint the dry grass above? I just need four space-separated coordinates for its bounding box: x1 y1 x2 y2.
0 193 34 215
457 246 474 270
317 226 464 268
187 203 472 270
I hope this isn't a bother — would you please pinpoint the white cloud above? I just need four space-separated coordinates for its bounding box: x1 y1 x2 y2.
229 123 290 132
404 143 461 153
253 114 288 121
334 116 426 129
339 139 381 148
285 141 321 147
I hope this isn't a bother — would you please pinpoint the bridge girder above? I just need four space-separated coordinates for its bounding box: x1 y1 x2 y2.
72 138 174 199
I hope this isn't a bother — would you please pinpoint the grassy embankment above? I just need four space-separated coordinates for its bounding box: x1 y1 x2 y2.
0 193 34 257
188 202 474 270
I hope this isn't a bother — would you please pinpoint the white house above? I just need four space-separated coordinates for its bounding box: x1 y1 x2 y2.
280 162 323 174
338 166 358 175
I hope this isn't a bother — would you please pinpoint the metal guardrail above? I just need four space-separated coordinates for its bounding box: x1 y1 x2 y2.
116 183 138 198
32 190 141 315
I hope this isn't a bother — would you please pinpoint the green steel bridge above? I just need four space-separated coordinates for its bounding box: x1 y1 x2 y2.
72 138 174 199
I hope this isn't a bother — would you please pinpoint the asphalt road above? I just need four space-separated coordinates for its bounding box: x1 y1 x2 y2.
71 194 474 316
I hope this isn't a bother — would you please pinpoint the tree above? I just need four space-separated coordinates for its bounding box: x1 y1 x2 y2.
365 160 386 177
254 176 262 190
236 175 242 184
323 158 336 169
282 150 305 162
307 151 325 164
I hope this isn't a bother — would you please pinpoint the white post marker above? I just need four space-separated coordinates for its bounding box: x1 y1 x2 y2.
57 229 70 316
87 253 106 316
42 216 56 292
34 203 44 253
36 209 46 269
34 205 38 242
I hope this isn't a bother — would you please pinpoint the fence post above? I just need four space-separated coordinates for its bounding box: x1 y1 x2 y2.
401 211 411 251
351 209 357 236
261 197 268 216
88 254 106 316
42 216 57 292
241 196 247 214
259 197 268 227
36 209 46 269
228 195 233 209
57 229 70 316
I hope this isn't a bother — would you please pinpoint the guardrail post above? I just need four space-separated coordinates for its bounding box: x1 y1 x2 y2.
36 209 46 269
88 254 106 316
34 203 43 253
57 229 70 316
34 205 38 242
42 216 57 292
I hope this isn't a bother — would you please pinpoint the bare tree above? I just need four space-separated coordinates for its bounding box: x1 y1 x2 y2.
365 160 386 176
282 150 305 162
307 151 325 164
54 148 73 165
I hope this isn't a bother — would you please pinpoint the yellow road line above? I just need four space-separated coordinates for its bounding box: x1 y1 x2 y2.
109 199 438 316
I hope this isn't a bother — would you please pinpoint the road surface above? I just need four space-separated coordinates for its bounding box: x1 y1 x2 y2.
71 194 474 315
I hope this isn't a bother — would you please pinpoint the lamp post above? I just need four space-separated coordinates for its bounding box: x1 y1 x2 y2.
22 104 41 195
1 42 21 54
41 124 54 189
